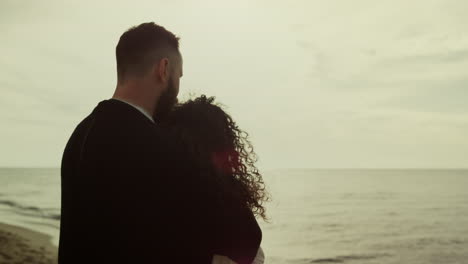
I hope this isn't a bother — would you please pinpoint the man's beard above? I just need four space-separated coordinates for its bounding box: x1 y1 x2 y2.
153 77 178 122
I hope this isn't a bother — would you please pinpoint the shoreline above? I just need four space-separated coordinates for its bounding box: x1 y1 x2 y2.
0 222 58 264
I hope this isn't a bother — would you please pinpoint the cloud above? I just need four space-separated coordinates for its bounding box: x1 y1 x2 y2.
380 49 468 66
1 0 468 168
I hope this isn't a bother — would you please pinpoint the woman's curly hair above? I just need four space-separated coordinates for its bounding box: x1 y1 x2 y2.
160 95 270 220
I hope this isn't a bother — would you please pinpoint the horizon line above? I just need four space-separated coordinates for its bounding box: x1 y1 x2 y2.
1 167 468 170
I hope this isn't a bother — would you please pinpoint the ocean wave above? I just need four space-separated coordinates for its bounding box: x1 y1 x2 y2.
0 199 60 221
307 253 393 263
410 237 468 248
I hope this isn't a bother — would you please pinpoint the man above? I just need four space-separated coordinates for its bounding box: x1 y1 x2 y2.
59 22 239 263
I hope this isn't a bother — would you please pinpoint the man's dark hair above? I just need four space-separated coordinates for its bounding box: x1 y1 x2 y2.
116 22 180 83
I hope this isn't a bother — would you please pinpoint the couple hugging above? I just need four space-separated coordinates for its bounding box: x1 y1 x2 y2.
58 22 269 264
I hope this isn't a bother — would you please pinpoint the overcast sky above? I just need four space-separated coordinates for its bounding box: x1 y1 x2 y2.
1 0 467 169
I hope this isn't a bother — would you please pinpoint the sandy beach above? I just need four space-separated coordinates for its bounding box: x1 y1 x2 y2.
0 222 57 264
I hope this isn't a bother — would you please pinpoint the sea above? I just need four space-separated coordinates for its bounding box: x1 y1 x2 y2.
1 168 468 264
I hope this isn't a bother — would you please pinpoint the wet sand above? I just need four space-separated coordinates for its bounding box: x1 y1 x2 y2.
0 222 57 264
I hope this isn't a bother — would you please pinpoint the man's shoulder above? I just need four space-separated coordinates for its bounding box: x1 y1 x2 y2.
65 99 172 162
90 99 161 138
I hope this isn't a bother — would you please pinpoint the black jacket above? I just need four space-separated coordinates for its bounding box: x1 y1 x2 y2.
58 99 261 264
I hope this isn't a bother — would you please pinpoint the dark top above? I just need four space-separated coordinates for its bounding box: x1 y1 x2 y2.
58 99 261 264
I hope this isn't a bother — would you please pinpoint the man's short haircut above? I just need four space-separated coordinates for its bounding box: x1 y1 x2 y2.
116 22 180 83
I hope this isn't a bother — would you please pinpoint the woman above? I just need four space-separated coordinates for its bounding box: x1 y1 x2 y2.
160 95 269 264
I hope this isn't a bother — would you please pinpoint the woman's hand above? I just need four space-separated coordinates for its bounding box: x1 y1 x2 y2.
212 254 238 264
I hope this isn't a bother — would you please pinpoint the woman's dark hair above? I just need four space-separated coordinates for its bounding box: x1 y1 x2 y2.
161 95 270 220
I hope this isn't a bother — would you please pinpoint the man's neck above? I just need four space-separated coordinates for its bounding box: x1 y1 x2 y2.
112 84 157 123
112 97 155 123
113 81 159 118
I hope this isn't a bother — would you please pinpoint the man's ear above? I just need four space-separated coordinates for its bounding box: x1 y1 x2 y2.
157 58 170 83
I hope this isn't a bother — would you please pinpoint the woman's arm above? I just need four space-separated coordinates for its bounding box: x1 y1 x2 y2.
212 255 237 264
212 247 264 264
252 246 265 264
213 203 262 264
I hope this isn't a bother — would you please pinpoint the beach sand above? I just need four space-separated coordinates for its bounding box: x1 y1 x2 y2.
0 222 57 264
